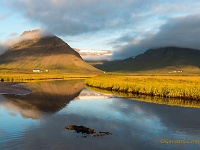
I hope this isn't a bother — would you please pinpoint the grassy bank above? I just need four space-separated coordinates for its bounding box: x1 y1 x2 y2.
0 72 98 82
84 74 200 100
86 86 200 108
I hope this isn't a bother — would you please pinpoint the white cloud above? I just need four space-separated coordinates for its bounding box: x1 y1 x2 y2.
3 0 200 59
0 29 52 53
6 0 158 35
112 14 200 59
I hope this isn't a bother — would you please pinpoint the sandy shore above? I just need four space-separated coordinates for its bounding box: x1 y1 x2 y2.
0 82 32 95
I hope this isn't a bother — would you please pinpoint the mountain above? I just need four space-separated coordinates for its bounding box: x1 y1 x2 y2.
0 30 101 74
93 47 200 73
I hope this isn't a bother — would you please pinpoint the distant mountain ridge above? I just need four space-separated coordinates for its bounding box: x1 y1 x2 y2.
0 30 101 73
93 47 200 73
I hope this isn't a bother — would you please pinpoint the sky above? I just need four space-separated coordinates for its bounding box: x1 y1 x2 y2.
1 0 200 59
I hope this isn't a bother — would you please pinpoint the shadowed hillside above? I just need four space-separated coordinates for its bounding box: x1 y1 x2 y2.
93 47 200 73
0 30 101 74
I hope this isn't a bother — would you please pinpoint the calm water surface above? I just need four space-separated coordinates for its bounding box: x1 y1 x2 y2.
1 80 200 150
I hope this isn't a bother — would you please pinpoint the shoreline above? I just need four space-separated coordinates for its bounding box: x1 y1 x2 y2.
84 74 200 100
85 83 198 101
0 82 32 95
86 86 200 108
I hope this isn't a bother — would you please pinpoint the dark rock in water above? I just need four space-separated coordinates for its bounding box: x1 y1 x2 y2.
93 131 112 137
65 125 96 134
99 131 112 135
65 125 112 138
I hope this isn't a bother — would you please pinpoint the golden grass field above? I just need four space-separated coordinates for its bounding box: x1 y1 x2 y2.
85 74 200 100
86 86 200 108
0 72 97 82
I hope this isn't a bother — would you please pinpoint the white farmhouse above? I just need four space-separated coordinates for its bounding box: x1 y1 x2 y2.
33 69 40 73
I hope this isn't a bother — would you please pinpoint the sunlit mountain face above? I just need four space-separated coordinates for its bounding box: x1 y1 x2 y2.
0 30 101 74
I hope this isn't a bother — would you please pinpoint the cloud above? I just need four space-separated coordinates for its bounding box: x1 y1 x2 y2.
111 34 135 45
112 14 200 59
0 29 52 54
6 0 200 36
0 13 10 20
9 32 19 37
3 0 200 59
6 0 158 36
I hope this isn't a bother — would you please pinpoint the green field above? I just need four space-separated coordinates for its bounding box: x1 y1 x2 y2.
85 74 200 100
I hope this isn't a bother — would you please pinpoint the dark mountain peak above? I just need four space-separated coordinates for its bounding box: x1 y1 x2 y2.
146 46 200 54
94 46 200 73
138 46 200 60
5 34 81 59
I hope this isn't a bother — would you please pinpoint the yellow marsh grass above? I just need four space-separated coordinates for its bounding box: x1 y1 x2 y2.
86 86 200 108
85 74 200 100
0 73 96 82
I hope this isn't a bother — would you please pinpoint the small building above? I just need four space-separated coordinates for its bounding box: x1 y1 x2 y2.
33 69 40 73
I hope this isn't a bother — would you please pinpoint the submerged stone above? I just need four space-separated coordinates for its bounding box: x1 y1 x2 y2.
65 125 112 137
65 125 96 134
93 131 112 137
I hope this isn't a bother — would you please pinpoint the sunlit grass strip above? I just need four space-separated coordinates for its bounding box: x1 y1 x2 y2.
86 86 200 108
84 74 200 100
0 73 97 82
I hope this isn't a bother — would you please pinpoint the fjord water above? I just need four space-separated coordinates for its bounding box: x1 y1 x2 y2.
1 80 200 150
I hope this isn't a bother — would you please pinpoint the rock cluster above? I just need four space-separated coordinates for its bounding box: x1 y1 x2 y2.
65 125 112 137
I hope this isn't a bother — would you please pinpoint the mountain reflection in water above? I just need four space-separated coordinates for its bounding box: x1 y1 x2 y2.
1 80 84 119
1 80 200 150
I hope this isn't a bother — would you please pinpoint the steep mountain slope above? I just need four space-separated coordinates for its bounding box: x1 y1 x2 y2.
0 30 101 73
94 47 200 73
